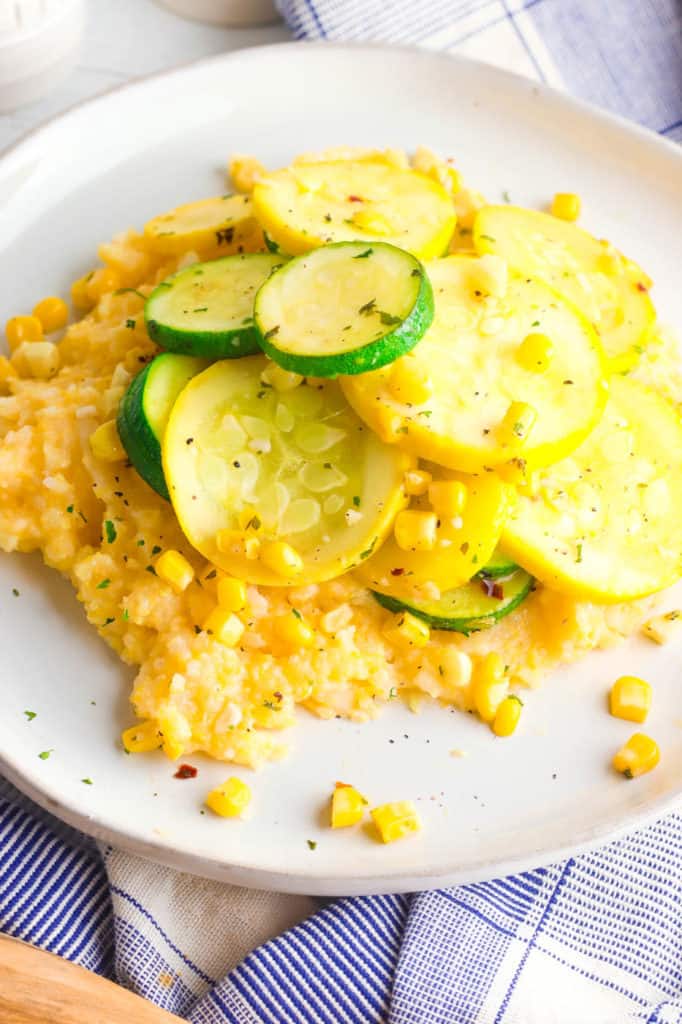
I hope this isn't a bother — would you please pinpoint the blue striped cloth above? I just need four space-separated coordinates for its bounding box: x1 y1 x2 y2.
3 3 682 1021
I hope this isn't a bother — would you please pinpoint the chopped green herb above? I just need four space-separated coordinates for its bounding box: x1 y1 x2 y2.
358 298 377 316
192 307 208 313
114 287 147 300
12 588 19 597
508 694 524 706
307 839 317 851
104 520 117 544
410 268 422 277
78 511 88 524
96 578 111 590
122 608 129 621
81 778 93 785
388 687 398 699
502 190 512 204
263 700 282 712
38 750 53 760
102 617 115 626
24 710 36 721
263 325 280 341
352 248 374 259
418 410 432 418
576 543 583 563
66 504 74 514
137 539 145 546
379 311 402 327
291 608 302 620
531 320 540 327
151 545 162 555
125 318 136 329
359 538 377 560
352 495 361 507
145 565 157 575
623 767 634 779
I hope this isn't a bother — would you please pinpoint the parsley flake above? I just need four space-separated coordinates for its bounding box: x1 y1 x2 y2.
379 311 402 327
263 325 280 341
358 298 377 316
104 520 117 544
307 839 317 851
96 578 111 590
81 778 93 785
125 318 136 329
352 248 374 259
38 750 53 761
24 710 36 721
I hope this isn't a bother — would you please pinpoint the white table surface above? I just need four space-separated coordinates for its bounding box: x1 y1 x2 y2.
0 0 291 154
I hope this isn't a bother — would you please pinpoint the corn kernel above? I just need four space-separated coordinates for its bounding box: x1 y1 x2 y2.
371 801 421 843
32 296 69 333
260 361 303 392
203 607 245 646
331 782 368 828
351 209 393 234
496 401 537 446
12 341 60 380
0 355 18 388
206 777 252 818
642 610 682 645
403 469 432 496
261 540 303 577
5 315 43 351
388 355 432 404
517 332 554 373
473 653 508 722
274 609 315 649
394 509 438 552
596 249 622 276
428 479 468 517
155 550 194 593
229 154 266 193
609 675 652 724
71 275 95 311
121 721 162 753
551 192 581 221
492 695 523 737
613 733 660 778
217 576 247 612
89 420 126 462
86 267 121 303
384 611 430 648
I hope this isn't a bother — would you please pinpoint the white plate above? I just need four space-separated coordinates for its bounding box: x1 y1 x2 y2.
1 43 681 896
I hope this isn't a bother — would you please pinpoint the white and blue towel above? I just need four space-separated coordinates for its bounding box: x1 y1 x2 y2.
2 2 682 1021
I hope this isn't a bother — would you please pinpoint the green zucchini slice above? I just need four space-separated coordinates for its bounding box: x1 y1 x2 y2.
254 241 434 377
117 353 208 499
481 549 519 578
145 253 285 358
372 568 534 634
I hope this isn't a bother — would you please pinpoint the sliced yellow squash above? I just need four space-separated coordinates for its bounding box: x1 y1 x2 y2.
163 356 412 586
342 255 607 473
354 466 514 599
252 160 456 260
474 206 656 374
502 377 682 602
144 195 264 257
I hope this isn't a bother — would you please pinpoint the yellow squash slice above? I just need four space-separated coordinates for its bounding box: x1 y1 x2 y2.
144 195 264 257
163 356 412 586
502 377 682 602
474 206 656 373
342 255 607 473
354 465 514 599
252 160 456 260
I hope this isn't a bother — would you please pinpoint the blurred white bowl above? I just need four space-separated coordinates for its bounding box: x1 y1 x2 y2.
155 0 279 27
0 0 85 114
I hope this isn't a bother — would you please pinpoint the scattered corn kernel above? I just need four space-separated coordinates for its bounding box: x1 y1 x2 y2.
517 332 554 372
12 340 60 380
121 721 162 753
89 420 126 462
384 611 430 648
203 607 245 646
371 801 421 843
71 275 94 311
394 509 438 552
389 355 432 404
473 652 508 722
551 192 581 222
428 479 468 517
229 154 266 193
5 315 43 351
613 733 660 778
260 361 303 392
492 695 523 737
609 675 652 724
86 267 121 303
206 777 252 818
403 469 432 496
32 296 69 333
274 609 315 649
497 401 537 446
217 576 247 612
155 550 194 593
331 782 368 828
261 540 304 577
642 610 682 645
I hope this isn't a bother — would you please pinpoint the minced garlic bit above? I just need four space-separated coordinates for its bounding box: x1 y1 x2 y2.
641 610 682 645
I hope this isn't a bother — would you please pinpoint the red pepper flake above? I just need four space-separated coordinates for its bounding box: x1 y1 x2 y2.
480 577 504 600
273 691 283 702
335 780 351 789
347 195 364 202
636 282 648 292
174 764 198 779
390 567 406 576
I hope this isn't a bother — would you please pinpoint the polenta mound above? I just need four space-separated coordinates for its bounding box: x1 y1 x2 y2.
1 148 680 768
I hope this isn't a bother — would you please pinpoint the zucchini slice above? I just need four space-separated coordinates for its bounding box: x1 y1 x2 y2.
145 254 285 358
502 377 682 602
353 468 514 598
163 356 413 585
117 353 208 499
474 206 656 374
252 159 456 261
254 242 433 377
373 568 534 634
143 194 264 257
342 255 607 473
482 549 519 577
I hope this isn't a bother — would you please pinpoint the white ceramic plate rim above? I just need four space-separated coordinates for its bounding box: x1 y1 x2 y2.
1 42 681 895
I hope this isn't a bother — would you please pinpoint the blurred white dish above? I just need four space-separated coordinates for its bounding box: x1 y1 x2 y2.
155 0 278 27
0 0 84 113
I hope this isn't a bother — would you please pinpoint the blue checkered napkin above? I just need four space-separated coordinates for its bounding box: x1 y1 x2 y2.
275 0 682 143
